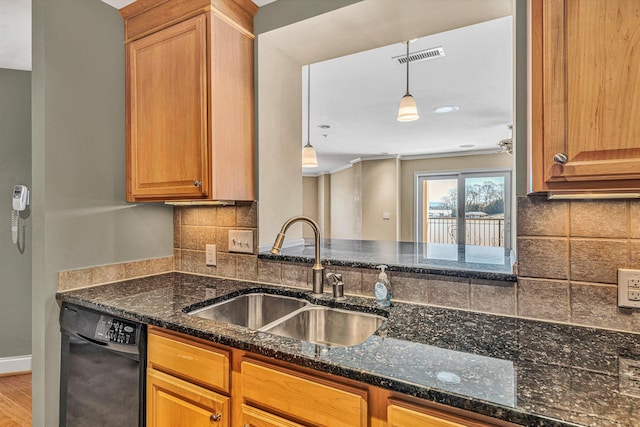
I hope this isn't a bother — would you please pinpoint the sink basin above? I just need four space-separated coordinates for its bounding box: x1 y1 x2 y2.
261 306 385 347
188 293 308 329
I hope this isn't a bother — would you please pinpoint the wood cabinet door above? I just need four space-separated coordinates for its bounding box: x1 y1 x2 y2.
388 400 501 427
532 0 640 192
147 368 229 427
126 14 209 201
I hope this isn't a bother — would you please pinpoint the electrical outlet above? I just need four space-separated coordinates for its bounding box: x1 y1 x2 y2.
619 356 640 398
205 244 217 266
618 268 640 308
228 230 253 254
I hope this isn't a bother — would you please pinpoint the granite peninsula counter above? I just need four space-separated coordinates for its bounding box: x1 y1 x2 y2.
57 272 639 427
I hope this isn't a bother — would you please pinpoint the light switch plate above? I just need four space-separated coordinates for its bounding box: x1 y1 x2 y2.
618 268 640 308
228 230 253 254
205 244 217 266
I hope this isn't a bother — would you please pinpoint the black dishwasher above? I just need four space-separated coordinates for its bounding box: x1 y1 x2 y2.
59 302 146 427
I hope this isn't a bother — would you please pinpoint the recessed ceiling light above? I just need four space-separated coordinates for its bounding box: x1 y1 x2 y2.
433 105 460 114
459 144 475 148
318 124 331 129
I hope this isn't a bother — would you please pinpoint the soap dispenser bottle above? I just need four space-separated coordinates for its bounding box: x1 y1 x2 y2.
374 265 392 307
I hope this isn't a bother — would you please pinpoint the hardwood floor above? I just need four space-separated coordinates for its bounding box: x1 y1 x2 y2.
0 374 31 427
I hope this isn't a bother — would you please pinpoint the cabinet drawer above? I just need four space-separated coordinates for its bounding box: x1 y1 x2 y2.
147 368 229 427
241 360 367 427
241 404 305 427
388 399 505 427
148 331 229 393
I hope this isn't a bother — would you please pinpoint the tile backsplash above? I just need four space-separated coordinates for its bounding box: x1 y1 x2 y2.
61 196 640 333
174 202 259 281
174 197 640 332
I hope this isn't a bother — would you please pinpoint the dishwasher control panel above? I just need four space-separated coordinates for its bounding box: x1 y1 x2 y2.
95 316 138 345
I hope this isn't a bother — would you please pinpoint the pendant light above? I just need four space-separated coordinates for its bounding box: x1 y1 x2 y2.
302 65 318 168
397 41 419 122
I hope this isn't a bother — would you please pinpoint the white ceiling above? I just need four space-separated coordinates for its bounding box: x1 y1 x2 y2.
304 16 513 174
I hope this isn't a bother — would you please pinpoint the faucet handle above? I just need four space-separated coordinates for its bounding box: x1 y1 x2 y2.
326 272 342 282
325 273 345 300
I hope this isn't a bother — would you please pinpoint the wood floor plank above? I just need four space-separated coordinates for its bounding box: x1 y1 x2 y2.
0 374 31 427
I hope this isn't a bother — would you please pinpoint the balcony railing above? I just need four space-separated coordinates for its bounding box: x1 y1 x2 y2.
426 217 504 247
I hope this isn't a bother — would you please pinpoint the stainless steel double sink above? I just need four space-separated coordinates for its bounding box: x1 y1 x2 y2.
187 293 385 347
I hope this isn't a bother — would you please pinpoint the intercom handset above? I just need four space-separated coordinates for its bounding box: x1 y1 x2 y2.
13 185 29 211
11 185 29 245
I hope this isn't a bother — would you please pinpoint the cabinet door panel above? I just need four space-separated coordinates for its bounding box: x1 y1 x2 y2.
241 360 367 427
388 400 501 427
540 0 640 186
147 368 229 427
127 14 209 200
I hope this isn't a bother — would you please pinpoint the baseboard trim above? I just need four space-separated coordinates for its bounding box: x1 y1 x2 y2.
0 355 32 375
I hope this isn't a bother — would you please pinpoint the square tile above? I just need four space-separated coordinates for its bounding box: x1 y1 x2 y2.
217 253 237 278
173 225 181 249
570 200 627 238
428 275 470 309
215 227 229 253
180 226 198 250
236 254 258 281
181 207 198 225
631 201 640 239
517 278 569 322
518 237 569 280
571 282 632 331
257 259 281 285
180 250 201 274
198 206 217 226
197 226 217 251
517 195 569 237
470 279 516 315
236 202 258 228
391 272 429 304
570 239 628 284
282 263 309 289
217 206 237 227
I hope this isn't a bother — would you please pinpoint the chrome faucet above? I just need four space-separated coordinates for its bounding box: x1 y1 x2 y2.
270 216 324 295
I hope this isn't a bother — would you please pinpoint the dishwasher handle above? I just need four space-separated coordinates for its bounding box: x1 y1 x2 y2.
76 333 108 347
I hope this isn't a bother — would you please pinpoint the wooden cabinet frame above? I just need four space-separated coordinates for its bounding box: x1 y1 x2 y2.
529 0 640 193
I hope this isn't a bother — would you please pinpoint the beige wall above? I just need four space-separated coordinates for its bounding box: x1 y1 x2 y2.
330 164 362 239
257 38 303 248
302 176 319 239
400 153 513 241
317 174 331 238
362 159 398 241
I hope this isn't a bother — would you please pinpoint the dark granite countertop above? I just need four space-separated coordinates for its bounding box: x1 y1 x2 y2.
258 238 517 282
57 273 639 427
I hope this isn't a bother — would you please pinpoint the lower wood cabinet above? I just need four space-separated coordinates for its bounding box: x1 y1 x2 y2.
147 368 229 427
387 398 499 427
240 359 368 427
147 327 519 427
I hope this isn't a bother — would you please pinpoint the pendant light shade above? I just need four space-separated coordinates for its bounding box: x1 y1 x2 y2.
397 40 419 122
302 142 318 167
397 94 419 122
302 65 319 168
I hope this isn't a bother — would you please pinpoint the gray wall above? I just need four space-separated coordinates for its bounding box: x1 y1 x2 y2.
31 0 173 425
0 69 31 358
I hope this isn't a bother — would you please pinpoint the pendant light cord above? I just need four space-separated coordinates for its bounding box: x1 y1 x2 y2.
405 41 410 96
307 65 311 145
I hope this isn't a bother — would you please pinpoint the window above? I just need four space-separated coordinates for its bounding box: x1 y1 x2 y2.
416 171 511 252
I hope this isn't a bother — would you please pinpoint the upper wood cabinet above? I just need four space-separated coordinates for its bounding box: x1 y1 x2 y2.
120 0 257 202
530 0 640 194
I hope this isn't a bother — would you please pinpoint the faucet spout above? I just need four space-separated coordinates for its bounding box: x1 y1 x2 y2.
271 216 324 295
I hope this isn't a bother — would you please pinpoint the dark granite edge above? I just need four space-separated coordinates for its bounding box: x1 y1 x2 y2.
258 252 518 282
54 274 577 427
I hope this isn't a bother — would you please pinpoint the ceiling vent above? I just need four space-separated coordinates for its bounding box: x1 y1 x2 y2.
393 46 445 64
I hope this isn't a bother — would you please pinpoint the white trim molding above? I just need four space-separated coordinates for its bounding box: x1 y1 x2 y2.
0 355 32 375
